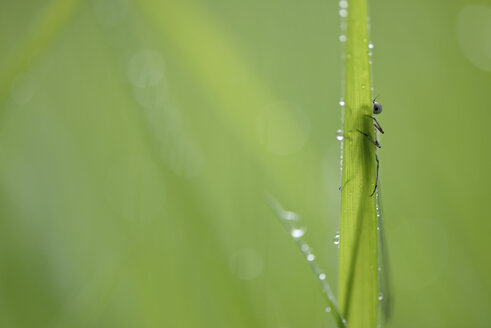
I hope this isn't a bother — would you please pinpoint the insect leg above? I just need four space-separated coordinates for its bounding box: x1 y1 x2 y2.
356 129 381 196
371 116 384 134
356 129 381 148
365 114 384 134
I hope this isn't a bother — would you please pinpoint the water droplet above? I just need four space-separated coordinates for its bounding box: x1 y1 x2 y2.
378 266 382 272
301 243 310 252
284 211 299 221
333 232 341 246
319 273 326 280
336 130 344 141
378 292 384 301
368 51 373 56
342 319 347 324
291 228 305 239
339 99 345 106
339 0 348 9
339 34 347 43
325 306 332 312
339 9 348 18
368 42 374 49
307 253 315 261
377 226 380 231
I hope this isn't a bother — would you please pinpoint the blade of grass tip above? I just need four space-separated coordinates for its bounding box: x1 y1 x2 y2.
338 0 379 327
266 195 347 328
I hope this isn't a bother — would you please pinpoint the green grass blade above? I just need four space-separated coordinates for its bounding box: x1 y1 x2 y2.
338 0 379 327
376 186 392 323
267 196 347 328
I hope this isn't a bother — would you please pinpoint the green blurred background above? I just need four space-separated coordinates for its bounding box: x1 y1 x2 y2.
1 0 491 327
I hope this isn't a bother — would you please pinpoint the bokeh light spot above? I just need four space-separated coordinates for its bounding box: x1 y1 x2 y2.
127 50 165 88
230 248 264 280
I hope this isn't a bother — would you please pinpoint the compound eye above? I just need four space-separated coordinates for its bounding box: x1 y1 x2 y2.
373 101 382 114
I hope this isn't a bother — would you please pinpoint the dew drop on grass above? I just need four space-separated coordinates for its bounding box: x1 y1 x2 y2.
333 232 341 247
339 34 347 42
339 98 345 107
268 196 346 324
378 292 384 301
339 9 348 18
284 211 299 221
339 0 348 9
291 228 305 239
336 130 344 141
368 42 374 49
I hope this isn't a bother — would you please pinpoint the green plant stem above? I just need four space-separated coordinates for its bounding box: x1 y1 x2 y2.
338 0 378 327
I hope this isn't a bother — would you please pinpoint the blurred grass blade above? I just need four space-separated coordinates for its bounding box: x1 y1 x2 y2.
133 0 321 168
376 187 392 323
0 0 81 104
135 0 293 144
338 0 378 326
267 196 347 328
134 0 324 219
